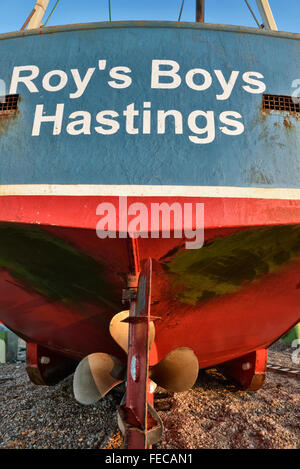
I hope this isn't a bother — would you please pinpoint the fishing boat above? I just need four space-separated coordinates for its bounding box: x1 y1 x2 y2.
0 0 299 448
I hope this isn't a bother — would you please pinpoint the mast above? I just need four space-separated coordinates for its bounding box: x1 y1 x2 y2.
26 0 50 30
196 0 205 23
255 0 278 31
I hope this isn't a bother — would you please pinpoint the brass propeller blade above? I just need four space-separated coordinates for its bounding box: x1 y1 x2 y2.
109 311 130 353
149 347 199 393
109 310 155 353
73 353 125 405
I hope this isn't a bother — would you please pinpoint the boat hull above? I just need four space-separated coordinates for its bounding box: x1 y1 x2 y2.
0 194 300 369
0 22 300 376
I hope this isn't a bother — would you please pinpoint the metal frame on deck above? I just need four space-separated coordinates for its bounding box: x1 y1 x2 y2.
255 0 278 30
24 0 278 33
26 0 50 30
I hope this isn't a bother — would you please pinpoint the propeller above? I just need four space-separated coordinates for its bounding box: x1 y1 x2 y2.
73 352 125 405
73 315 199 450
73 310 156 405
72 259 199 449
109 310 156 353
73 311 198 405
149 347 199 393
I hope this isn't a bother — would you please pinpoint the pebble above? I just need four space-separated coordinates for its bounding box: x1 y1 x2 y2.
0 341 299 449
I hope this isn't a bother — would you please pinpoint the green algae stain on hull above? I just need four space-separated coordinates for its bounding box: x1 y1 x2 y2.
0 223 119 309
164 225 300 305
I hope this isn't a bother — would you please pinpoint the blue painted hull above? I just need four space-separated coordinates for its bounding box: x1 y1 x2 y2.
0 22 299 188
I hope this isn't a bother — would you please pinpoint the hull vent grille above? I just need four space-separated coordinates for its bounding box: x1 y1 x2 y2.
0 94 19 118
263 94 300 113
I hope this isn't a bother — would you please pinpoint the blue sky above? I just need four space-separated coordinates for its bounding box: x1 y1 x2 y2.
0 0 299 34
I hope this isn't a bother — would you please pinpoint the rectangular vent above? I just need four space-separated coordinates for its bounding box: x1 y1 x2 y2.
0 94 19 118
263 94 300 113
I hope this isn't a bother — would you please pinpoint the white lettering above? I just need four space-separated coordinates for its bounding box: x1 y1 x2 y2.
292 79 300 104
157 110 183 134
95 110 120 135
151 60 181 89
188 110 215 144
185 68 212 91
242 71 266 94
123 103 139 134
108 66 132 89
70 68 95 99
214 70 240 100
32 103 64 136
42 70 68 93
9 65 39 94
219 111 244 136
66 111 91 135
143 102 151 134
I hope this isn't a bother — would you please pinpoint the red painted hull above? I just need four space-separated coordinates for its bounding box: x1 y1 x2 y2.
0 195 300 371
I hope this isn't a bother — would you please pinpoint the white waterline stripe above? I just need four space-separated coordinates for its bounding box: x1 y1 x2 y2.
1 184 300 200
